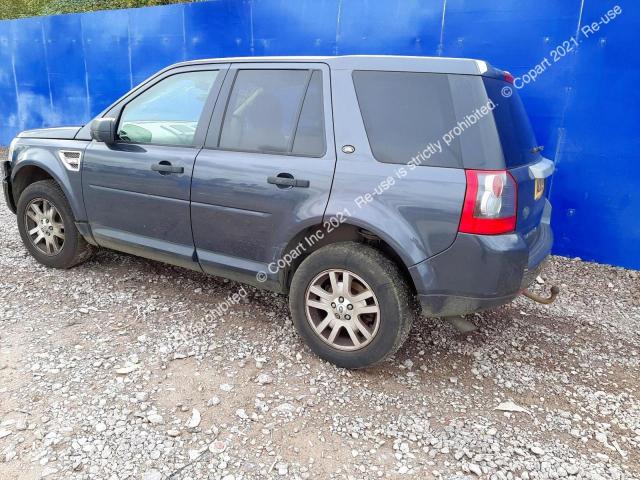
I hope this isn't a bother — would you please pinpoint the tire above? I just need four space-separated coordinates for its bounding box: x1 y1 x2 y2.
17 179 93 269
289 242 416 369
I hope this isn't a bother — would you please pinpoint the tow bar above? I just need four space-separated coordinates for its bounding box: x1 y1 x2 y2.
522 285 560 305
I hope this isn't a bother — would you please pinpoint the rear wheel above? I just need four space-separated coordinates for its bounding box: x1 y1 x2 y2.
289 242 415 368
17 180 93 269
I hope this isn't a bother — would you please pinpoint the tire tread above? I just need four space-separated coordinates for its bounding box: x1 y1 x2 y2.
289 241 416 368
17 179 93 269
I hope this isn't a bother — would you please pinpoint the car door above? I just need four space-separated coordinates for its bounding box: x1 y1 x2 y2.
191 63 336 290
82 65 228 269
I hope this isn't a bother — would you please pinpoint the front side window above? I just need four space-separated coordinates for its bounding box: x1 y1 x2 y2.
219 69 325 156
117 70 218 146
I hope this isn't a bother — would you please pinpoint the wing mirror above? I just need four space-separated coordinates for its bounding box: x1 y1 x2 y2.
90 118 116 144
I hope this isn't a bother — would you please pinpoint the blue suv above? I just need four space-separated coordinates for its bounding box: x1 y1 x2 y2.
2 56 553 368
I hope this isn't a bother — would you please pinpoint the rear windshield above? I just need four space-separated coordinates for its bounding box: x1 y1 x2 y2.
482 77 538 168
352 71 504 169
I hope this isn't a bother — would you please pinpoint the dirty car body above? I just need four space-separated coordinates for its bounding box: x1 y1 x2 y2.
3 55 554 368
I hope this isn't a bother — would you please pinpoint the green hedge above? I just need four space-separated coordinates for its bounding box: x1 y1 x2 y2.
0 0 196 20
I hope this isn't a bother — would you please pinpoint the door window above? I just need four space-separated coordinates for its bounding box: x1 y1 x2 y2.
117 70 219 146
219 69 325 156
292 70 326 156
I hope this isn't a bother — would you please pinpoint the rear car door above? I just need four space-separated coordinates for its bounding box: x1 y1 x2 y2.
191 62 336 290
82 65 228 269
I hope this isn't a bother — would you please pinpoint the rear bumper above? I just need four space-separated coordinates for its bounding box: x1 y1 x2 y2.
411 200 553 317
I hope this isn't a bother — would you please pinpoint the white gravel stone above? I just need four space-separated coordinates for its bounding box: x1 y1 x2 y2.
256 373 273 385
185 409 201 428
142 470 162 480
0 166 636 480
146 413 164 425
530 446 545 455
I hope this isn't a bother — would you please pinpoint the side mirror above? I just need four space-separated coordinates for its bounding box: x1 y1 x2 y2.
90 118 116 144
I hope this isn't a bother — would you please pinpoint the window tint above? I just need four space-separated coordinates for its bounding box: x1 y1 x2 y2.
219 69 325 155
483 77 538 167
118 70 218 146
448 74 503 170
292 71 325 156
352 71 461 167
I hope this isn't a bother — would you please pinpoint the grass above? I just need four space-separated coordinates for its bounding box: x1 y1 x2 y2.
0 0 199 20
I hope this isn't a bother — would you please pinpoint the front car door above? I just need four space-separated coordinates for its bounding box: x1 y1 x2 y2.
191 62 336 290
82 64 228 269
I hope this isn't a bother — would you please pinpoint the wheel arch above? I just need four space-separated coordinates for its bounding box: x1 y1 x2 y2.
11 158 85 221
280 222 417 295
12 164 56 204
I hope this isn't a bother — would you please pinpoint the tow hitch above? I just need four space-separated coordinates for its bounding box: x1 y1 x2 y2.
522 285 560 305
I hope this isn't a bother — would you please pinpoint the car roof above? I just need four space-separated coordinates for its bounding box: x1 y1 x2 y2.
169 55 492 76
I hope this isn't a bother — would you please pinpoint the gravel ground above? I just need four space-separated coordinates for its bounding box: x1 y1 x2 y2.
0 147 639 480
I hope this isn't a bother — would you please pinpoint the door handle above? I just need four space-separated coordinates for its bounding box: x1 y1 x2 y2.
151 162 184 174
267 175 310 188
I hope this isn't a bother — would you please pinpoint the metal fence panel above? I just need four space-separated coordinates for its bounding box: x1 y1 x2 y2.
0 0 637 268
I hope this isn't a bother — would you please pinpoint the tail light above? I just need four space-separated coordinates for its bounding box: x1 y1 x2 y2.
459 170 517 235
503 71 515 84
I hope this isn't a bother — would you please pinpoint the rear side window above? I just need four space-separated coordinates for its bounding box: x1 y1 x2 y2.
219 69 325 156
353 71 461 167
118 70 218 146
292 71 325 156
483 77 538 167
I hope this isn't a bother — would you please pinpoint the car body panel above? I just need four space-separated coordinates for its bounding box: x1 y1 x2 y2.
9 138 89 221
191 62 337 290
413 199 553 316
81 142 201 270
17 126 82 140
510 159 553 234
325 68 465 266
2 55 554 317
79 64 229 270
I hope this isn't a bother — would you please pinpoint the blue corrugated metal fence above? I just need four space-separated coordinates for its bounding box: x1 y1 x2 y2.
0 0 638 268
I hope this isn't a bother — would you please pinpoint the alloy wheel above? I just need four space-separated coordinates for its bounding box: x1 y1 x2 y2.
304 269 380 351
24 198 65 256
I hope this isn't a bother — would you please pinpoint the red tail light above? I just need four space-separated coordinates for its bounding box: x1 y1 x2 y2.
503 71 515 84
459 170 517 235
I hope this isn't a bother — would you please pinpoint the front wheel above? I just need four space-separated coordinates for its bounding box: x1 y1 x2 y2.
289 242 416 369
17 180 93 269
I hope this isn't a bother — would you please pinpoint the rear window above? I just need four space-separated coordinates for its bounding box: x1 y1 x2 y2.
483 77 538 167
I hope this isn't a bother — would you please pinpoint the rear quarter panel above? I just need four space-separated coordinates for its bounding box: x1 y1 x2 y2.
326 69 466 267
